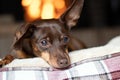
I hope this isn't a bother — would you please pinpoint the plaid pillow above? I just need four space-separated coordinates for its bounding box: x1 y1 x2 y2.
0 52 120 80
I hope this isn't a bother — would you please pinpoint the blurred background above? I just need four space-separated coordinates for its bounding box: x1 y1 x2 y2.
0 0 120 57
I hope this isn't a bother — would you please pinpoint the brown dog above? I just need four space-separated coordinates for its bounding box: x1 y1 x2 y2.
0 0 85 68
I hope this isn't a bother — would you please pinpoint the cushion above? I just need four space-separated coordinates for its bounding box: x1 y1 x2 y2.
0 52 120 80
1 36 120 80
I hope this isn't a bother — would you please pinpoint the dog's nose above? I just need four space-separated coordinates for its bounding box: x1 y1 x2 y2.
58 59 69 68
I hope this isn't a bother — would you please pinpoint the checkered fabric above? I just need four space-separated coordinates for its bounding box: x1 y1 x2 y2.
0 52 120 80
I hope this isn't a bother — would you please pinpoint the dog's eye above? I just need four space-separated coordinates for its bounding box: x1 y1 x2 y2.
40 40 48 46
63 36 69 43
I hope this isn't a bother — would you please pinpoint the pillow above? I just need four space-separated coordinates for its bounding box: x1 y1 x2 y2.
0 52 120 80
0 36 120 80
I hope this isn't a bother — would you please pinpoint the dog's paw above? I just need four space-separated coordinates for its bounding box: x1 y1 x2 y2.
0 61 2 67
0 60 4 67
0 55 14 67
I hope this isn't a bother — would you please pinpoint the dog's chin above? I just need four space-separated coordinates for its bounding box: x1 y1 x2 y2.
55 65 70 70
52 66 70 70
51 64 70 69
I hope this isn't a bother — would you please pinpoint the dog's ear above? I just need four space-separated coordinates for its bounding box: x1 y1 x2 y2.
15 23 36 39
59 0 84 30
13 23 37 49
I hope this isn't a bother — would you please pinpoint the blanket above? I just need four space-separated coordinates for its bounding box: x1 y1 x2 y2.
0 36 120 80
0 52 120 80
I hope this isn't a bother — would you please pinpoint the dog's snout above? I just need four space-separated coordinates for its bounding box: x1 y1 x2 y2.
60 59 68 65
58 59 69 68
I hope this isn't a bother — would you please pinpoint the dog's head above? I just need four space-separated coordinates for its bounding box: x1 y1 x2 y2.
13 0 84 68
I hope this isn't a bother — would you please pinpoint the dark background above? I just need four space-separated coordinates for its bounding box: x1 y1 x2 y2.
0 0 120 57
0 0 120 27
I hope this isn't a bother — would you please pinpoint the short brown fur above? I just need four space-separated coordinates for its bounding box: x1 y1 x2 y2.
0 0 85 68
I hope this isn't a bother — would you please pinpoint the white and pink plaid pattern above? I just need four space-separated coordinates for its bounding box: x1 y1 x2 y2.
0 52 120 80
